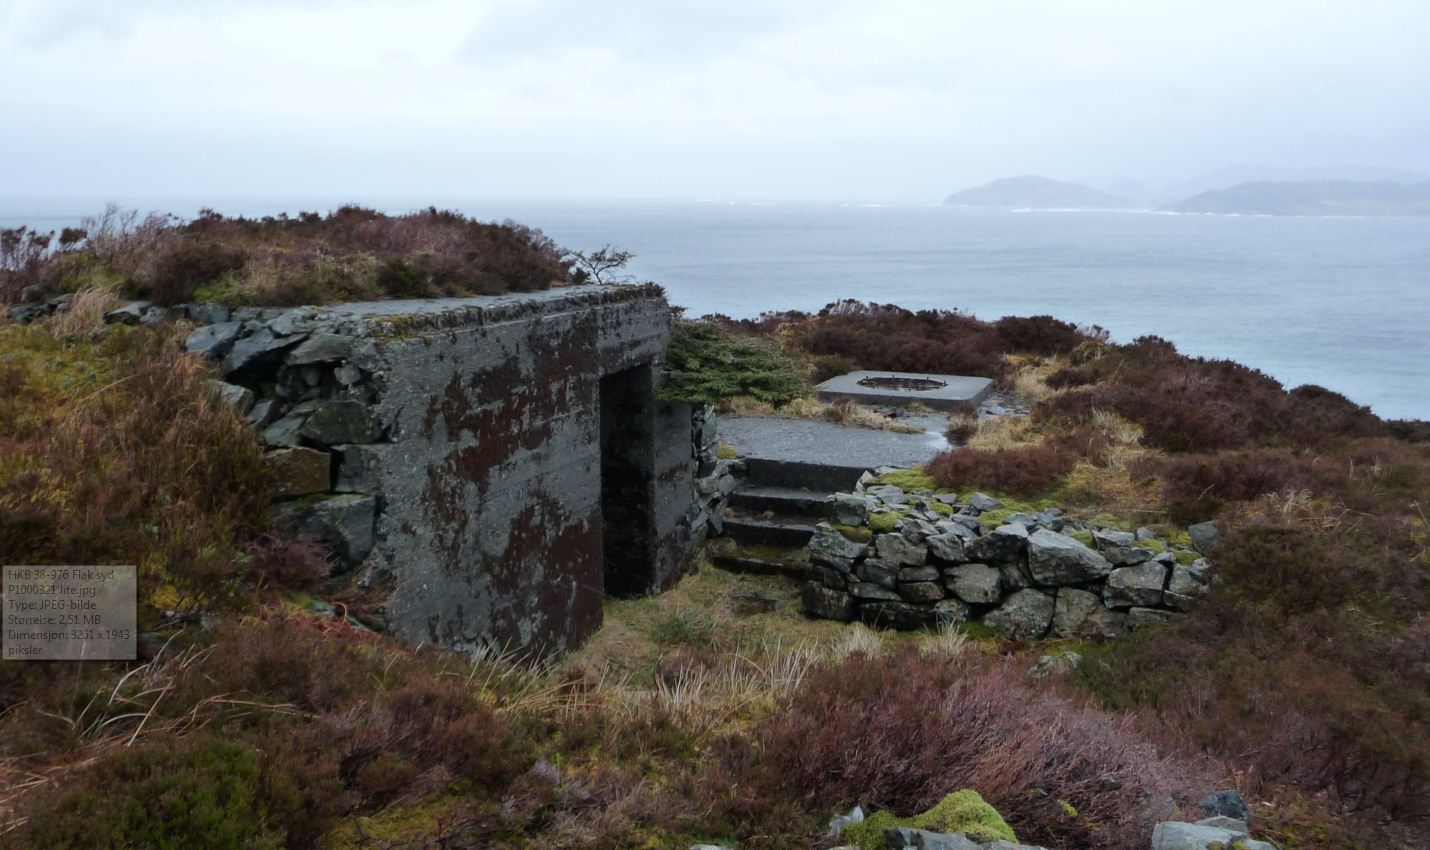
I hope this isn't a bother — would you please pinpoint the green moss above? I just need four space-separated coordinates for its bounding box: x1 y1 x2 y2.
716 443 740 460
1068 529 1095 547
321 795 474 849
867 508 910 534
874 468 940 493
834 524 874 543
842 790 1015 849
1059 800 1079 819
927 499 955 516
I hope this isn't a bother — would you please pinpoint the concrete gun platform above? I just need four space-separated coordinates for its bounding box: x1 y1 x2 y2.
817 370 994 411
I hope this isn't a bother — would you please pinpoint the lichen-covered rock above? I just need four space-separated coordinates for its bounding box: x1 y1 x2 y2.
852 582 901 601
333 443 386 494
875 533 928 567
1165 561 1212 610
969 492 1003 511
1029 650 1082 678
1188 520 1222 553
263 446 331 499
1026 528 1112 585
203 379 254 415
271 493 375 567
1128 606 1179 629
983 589 1054 640
223 327 303 375
801 583 855 621
832 493 872 526
261 404 315 447
1152 821 1271 850
932 598 970 624
897 581 944 603
185 321 242 358
968 523 1028 564
858 559 897 588
810 523 869 569
286 332 354 365
897 565 939 583
927 530 969 563
1103 561 1168 608
944 563 1001 604
861 600 934 630
1052 588 1128 640
104 301 150 325
298 400 371 445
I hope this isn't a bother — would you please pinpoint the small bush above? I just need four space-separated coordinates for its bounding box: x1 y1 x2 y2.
12 736 286 850
659 321 808 407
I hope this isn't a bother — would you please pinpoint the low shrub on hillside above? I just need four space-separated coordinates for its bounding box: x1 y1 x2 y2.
2 204 574 307
660 321 809 407
926 426 1114 497
0 318 273 613
713 648 1199 850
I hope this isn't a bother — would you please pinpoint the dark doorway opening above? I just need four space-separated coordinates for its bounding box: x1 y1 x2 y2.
599 363 657 597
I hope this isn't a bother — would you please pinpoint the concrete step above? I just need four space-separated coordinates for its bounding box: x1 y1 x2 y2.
742 457 869 493
710 547 810 580
723 515 818 549
727 485 831 518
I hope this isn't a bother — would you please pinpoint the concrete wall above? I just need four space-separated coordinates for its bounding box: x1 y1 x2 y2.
188 284 699 657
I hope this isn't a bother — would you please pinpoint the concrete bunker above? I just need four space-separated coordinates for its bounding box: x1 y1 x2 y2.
195 284 711 658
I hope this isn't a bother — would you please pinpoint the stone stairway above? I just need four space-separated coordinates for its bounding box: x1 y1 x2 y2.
714 460 869 577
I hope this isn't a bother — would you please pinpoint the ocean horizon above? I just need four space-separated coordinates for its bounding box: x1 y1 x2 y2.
4 199 1427 420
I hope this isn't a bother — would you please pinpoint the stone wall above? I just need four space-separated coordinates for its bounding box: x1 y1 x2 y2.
179 284 708 656
802 477 1218 639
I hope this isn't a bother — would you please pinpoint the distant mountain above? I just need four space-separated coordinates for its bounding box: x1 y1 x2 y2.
1154 164 1428 207
1165 180 1430 216
943 176 1133 210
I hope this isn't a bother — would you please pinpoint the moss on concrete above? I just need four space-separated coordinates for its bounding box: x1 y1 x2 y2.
842 789 1016 849
874 468 940 492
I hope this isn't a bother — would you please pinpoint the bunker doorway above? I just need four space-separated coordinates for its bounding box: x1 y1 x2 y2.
599 363 658 597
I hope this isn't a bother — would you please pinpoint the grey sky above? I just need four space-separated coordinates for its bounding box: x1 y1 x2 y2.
3 0 1428 202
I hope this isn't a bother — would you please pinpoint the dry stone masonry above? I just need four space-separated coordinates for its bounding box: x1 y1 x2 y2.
802 474 1218 638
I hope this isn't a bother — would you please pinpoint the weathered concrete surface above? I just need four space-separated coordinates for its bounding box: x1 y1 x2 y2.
366 285 694 655
719 416 947 471
816 370 994 410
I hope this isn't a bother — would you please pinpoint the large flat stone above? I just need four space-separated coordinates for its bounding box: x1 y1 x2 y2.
816 370 995 411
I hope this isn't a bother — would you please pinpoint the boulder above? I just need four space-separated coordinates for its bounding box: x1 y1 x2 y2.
1092 528 1136 548
944 563 1001 604
884 828 983 850
861 600 933 630
1103 561 1168 608
866 484 908 505
897 581 944 603
268 307 322 336
927 530 969 563
298 400 371 445
900 517 939 544
1151 821 1271 850
997 560 1034 592
223 327 302 375
969 492 1002 511
1051 588 1128 640
801 584 855 621
286 332 354 365
1165 563 1211 610
968 523 1028 564
263 447 332 499
261 403 316 447
246 399 278 429
897 565 939 583
812 564 848 590
852 582 901 602
875 533 928 567
203 379 254 415
271 493 375 568
1128 607 1178 629
982 589 1054 640
809 523 868 569
8 304 49 324
1188 521 1222 553
1196 816 1250 833
1026 528 1112 585
186 302 231 324
831 493 872 526
1102 544 1154 566
104 301 150 325
858 560 897 588
1029 650 1082 678
185 321 243 358
1199 789 1251 824
932 598 971 624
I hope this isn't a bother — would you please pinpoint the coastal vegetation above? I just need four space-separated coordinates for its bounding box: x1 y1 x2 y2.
0 286 1425 849
0 205 574 307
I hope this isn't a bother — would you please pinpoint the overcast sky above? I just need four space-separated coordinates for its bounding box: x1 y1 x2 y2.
3 0 1428 202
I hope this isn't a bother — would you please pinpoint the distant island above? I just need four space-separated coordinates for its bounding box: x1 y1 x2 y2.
943 175 1132 210
1164 179 1430 216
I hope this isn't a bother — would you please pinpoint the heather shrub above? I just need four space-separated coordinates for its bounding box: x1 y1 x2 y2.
659 321 809 407
993 314 1089 356
11 205 574 306
716 648 1198 850
11 736 286 850
926 427 1113 496
0 323 271 614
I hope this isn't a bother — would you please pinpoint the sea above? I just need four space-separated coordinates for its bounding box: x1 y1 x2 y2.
3 199 1428 420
